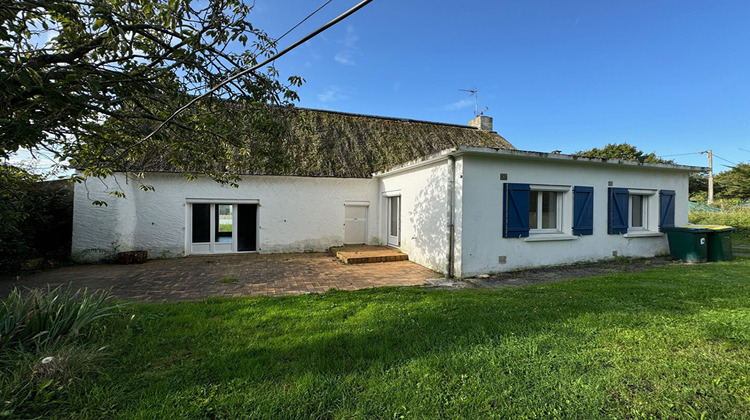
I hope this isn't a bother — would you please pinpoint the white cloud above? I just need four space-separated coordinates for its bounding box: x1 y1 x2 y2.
334 51 355 66
341 25 359 48
334 25 359 66
444 98 474 111
317 86 348 103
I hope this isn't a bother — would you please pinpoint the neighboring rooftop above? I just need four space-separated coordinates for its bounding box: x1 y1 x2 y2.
130 107 515 178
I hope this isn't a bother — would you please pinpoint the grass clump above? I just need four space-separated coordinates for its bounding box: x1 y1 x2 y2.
0 285 116 353
0 342 111 418
220 278 239 284
0 286 119 418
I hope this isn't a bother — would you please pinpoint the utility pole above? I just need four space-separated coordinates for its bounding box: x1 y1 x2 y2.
700 150 714 204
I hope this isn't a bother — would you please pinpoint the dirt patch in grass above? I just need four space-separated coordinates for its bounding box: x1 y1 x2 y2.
462 256 682 289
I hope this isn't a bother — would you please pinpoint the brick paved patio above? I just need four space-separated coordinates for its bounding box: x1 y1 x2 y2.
0 253 439 302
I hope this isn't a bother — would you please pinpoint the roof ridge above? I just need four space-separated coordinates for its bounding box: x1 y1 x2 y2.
291 106 481 131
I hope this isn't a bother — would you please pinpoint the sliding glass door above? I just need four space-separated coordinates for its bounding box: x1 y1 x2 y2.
189 202 257 254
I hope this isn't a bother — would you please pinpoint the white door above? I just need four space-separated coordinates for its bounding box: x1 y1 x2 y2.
344 205 368 244
387 196 401 246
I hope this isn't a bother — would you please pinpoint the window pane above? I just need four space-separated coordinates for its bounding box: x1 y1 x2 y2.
389 197 399 237
541 191 557 229
529 192 538 230
215 204 233 243
192 204 210 243
632 195 643 227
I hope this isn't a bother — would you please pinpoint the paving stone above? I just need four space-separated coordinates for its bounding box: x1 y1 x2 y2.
0 253 438 302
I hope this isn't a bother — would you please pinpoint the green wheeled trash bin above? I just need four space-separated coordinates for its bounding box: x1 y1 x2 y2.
691 225 735 262
662 225 710 263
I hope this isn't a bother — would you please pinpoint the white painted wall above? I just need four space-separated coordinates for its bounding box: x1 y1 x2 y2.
72 172 378 261
72 175 137 262
72 153 691 277
451 156 465 277
377 159 451 274
457 154 689 277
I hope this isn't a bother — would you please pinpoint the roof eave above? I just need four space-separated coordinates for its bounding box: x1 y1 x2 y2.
454 145 709 172
374 145 709 177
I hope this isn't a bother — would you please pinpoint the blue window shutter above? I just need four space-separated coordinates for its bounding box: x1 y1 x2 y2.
573 186 594 235
659 190 676 231
608 187 629 234
503 183 530 238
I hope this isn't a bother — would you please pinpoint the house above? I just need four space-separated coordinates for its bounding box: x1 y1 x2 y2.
72 108 705 277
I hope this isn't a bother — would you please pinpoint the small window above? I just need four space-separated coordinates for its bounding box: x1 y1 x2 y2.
631 195 645 228
503 183 569 238
215 204 233 243
628 191 654 232
529 189 563 233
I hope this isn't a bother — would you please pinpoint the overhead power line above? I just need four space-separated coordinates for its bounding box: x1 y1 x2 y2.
275 0 334 43
712 154 737 166
661 151 741 166
139 0 373 146
659 151 705 157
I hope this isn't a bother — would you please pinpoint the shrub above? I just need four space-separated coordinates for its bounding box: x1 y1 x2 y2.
689 208 750 227
0 286 116 354
0 165 74 272
689 208 750 243
0 164 40 271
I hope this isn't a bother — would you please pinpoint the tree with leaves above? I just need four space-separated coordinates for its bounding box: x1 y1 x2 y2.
1 0 303 184
688 172 709 200
573 143 673 164
0 164 40 270
715 163 750 200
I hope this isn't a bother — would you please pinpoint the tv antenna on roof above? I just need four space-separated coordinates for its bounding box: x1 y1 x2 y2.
459 87 488 117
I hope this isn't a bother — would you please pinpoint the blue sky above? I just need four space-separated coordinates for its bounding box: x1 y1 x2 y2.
10 0 748 173
253 0 750 171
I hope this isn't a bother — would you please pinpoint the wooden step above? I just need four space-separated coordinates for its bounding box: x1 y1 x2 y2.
330 245 408 264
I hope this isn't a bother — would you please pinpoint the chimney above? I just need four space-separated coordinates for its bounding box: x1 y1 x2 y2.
469 115 493 131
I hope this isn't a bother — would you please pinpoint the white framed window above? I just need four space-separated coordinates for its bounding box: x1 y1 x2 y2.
628 190 656 232
529 185 568 234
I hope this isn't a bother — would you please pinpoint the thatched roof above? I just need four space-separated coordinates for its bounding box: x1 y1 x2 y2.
132 107 515 178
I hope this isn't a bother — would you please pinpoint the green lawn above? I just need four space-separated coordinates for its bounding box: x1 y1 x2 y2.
9 259 750 419
734 231 750 248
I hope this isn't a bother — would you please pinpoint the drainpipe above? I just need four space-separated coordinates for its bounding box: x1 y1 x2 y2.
446 154 456 278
